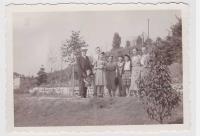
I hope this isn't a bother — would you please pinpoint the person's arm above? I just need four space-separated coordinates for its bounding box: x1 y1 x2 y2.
94 60 98 69
130 61 132 72
138 55 142 66
105 62 108 71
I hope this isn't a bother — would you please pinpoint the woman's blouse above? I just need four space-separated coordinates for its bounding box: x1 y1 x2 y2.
131 55 141 67
141 54 150 67
124 61 131 71
117 61 124 76
94 59 106 70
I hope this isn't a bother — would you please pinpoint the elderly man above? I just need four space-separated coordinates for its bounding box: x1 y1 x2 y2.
77 48 92 98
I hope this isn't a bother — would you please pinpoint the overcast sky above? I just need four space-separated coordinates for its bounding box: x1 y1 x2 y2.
13 10 180 76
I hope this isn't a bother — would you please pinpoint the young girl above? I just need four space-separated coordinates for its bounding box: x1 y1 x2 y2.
122 54 132 97
94 52 106 97
84 69 95 97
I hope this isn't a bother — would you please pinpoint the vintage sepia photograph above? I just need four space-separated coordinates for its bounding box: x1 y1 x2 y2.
12 9 184 127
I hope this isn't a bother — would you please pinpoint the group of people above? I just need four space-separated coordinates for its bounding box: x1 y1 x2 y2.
76 46 150 98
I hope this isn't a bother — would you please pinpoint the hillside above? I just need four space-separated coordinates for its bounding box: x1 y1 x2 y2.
14 94 183 126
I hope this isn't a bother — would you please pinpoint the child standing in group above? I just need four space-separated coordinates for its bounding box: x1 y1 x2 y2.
84 69 95 97
122 54 132 97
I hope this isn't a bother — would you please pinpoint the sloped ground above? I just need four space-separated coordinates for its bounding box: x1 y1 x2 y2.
14 94 183 127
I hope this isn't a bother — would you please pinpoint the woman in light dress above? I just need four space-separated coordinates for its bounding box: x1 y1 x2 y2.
94 52 106 97
130 48 141 96
140 46 150 78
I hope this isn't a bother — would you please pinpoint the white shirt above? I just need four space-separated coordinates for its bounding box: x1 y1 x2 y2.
124 61 131 71
131 55 141 66
141 54 149 66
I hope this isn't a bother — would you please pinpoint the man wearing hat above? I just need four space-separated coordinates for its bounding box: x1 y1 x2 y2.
77 47 92 98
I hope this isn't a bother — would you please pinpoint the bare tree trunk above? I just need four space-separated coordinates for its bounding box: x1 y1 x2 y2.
160 116 163 124
72 64 75 94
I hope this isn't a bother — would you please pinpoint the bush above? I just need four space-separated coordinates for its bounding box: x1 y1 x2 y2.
138 51 181 124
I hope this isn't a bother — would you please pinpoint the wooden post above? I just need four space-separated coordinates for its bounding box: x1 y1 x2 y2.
148 19 150 39
142 32 144 46
72 52 75 95
72 64 75 91
60 55 63 87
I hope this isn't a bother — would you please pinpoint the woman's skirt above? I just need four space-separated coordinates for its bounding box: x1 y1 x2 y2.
106 71 116 91
130 67 141 91
122 70 131 87
95 69 106 86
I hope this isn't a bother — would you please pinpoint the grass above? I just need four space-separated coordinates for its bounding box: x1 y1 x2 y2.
14 94 183 127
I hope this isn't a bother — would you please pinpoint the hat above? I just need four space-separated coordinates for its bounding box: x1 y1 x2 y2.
81 47 88 52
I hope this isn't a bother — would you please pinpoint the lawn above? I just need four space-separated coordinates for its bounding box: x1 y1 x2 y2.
14 94 183 127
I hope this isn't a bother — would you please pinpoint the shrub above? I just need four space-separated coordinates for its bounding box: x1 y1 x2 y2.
138 50 181 124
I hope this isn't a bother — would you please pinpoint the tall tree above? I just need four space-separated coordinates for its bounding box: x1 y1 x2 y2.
112 32 121 49
145 38 153 45
136 36 143 46
125 40 131 48
61 31 88 86
61 31 88 61
37 66 47 86
157 18 182 65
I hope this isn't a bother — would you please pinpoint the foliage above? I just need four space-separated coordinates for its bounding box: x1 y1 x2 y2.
46 66 79 86
60 31 88 86
61 31 88 62
125 40 131 48
112 32 121 50
138 49 181 124
37 67 47 86
144 38 153 46
136 36 143 46
14 77 37 93
156 18 182 65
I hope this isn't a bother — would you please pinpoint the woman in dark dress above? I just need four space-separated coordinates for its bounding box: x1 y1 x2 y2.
105 56 117 97
116 56 125 97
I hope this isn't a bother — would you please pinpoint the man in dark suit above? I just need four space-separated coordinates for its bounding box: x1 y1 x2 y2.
76 48 92 98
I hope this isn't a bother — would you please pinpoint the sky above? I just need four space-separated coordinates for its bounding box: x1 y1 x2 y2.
13 10 180 76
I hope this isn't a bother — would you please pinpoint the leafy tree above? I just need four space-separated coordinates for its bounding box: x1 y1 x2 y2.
37 66 47 86
112 32 121 49
156 37 162 43
61 31 88 60
144 38 153 45
61 31 88 85
136 36 143 46
157 18 182 65
125 40 131 48
138 49 181 124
